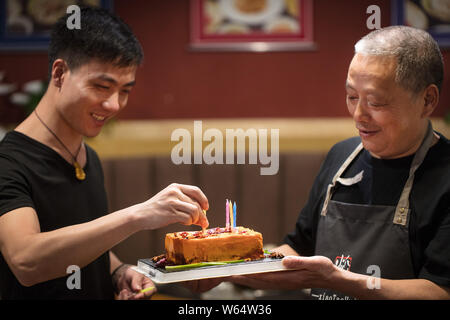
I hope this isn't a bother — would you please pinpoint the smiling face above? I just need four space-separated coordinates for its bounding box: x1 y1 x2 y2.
55 59 137 138
346 53 432 159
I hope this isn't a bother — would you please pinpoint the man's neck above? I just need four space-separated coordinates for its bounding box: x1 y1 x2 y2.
15 93 85 164
369 121 439 160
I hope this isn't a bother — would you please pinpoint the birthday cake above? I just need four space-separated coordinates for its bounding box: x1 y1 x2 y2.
164 227 265 265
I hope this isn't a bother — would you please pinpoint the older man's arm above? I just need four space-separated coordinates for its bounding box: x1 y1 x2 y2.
282 255 450 300
231 244 450 300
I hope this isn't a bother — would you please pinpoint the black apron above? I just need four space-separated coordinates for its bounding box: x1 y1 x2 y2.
311 122 435 300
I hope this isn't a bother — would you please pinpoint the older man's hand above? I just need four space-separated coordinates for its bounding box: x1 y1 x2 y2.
229 256 338 290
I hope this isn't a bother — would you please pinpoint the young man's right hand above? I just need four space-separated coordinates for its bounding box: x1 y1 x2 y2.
135 183 209 230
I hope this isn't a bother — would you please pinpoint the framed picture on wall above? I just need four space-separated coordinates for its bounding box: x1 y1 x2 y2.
392 0 450 48
0 0 113 51
189 0 315 52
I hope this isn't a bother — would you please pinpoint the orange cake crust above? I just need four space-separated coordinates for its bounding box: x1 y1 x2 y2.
165 227 264 265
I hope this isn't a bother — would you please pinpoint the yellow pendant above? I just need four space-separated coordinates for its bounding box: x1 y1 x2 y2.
74 161 86 181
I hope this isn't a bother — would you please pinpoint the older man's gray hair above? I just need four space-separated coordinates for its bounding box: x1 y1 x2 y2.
355 26 444 95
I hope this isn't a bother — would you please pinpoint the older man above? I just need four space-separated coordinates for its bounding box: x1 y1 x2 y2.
229 26 450 299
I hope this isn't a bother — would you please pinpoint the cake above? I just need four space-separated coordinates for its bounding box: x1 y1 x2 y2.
164 226 265 265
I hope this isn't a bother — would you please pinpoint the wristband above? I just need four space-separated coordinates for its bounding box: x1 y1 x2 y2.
111 263 130 294
111 263 126 278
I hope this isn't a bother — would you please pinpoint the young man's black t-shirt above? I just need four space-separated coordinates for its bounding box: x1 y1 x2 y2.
0 131 114 299
284 132 450 287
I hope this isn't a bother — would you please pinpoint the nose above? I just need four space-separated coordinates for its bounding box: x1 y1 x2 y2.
102 92 121 112
351 98 370 123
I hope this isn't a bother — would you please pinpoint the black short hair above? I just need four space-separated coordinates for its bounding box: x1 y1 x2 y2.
48 6 143 79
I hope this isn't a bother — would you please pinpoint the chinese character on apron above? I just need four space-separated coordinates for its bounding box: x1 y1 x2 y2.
311 122 435 300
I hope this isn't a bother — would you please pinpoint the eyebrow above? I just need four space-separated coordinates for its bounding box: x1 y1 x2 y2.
345 81 386 97
345 81 354 89
96 74 136 87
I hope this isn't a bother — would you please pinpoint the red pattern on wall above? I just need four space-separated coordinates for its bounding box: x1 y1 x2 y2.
0 0 448 122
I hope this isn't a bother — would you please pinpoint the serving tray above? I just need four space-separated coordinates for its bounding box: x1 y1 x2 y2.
133 255 287 284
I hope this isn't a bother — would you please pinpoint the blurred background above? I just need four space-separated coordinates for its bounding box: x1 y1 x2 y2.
1 1 449 120
0 0 449 299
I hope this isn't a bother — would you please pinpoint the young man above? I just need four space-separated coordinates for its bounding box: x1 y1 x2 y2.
227 26 450 299
0 7 209 300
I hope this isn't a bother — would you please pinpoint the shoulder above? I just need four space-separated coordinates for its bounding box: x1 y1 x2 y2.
84 143 104 174
0 131 22 154
329 136 361 153
0 131 42 162
425 132 450 169
312 136 362 185
0 137 33 215
434 131 450 156
0 132 51 180
0 133 28 172
85 143 100 161
420 132 450 185
323 136 361 167
0 154 26 178
85 143 102 165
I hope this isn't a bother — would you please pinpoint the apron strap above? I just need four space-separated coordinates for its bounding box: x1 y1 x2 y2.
321 121 435 220
393 121 435 226
321 142 364 216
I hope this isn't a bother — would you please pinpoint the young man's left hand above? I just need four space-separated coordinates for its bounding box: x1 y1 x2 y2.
115 265 156 300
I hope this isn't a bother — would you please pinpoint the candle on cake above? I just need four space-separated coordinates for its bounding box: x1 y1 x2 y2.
225 199 230 228
229 200 234 230
225 199 238 231
233 201 237 228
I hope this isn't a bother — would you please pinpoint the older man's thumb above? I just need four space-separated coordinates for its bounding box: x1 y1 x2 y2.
282 256 304 269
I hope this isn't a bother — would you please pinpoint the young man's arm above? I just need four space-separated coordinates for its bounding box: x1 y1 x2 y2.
0 183 208 287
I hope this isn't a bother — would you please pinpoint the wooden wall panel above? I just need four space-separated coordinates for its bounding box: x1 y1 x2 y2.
282 152 326 239
195 163 239 229
151 157 197 256
107 158 155 264
240 164 282 246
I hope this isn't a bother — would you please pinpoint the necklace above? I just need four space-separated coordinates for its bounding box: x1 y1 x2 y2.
34 109 86 181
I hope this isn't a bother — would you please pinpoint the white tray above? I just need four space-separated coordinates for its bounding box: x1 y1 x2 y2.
133 257 287 284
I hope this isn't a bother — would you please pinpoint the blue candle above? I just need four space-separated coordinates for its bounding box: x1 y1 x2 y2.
233 201 237 228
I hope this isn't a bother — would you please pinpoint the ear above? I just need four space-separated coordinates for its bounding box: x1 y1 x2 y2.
421 84 439 118
51 59 69 89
